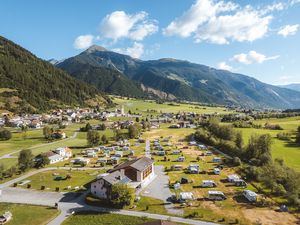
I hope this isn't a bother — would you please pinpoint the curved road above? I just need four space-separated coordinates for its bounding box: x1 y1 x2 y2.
0 132 78 160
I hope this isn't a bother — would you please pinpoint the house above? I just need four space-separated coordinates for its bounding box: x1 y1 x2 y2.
188 164 200 174
91 157 155 199
44 151 64 164
201 180 217 188
54 147 72 159
208 191 226 201
243 190 257 202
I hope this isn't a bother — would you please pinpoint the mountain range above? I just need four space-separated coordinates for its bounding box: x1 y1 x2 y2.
279 83 300 93
56 45 300 109
0 37 110 113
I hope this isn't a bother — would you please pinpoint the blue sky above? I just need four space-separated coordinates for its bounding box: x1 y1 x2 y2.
0 0 299 85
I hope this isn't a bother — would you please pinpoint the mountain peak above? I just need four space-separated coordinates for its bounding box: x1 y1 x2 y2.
85 45 108 53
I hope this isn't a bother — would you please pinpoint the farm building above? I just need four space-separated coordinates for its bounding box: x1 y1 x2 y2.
91 157 155 199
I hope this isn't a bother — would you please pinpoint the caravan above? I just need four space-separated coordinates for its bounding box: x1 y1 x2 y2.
208 191 226 201
201 180 217 188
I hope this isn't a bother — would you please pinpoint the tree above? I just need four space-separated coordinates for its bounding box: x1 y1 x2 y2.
0 129 12 141
43 126 53 140
21 124 28 139
110 184 135 208
128 124 141 139
87 130 100 147
296 126 300 145
235 131 243 149
18 149 34 172
35 154 50 168
101 134 108 144
244 134 273 166
98 123 106 131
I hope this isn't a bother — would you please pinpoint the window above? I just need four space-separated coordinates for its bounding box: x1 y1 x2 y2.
142 165 152 180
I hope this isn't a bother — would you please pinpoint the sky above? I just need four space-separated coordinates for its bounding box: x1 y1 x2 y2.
0 0 300 85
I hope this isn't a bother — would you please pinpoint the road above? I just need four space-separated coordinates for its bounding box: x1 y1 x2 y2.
0 131 78 160
142 165 183 215
145 139 151 158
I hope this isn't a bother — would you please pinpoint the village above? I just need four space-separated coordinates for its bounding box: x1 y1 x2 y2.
0 98 299 225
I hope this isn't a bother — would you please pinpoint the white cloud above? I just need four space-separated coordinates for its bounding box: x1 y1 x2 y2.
217 62 232 71
278 24 299 37
113 42 144 58
100 11 158 41
73 35 94 49
232 50 280 64
163 0 273 44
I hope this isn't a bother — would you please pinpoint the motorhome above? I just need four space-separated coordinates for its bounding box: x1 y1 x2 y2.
201 180 217 188
208 191 226 201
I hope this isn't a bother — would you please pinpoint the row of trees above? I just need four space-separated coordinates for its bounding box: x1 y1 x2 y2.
194 118 300 206
0 149 49 180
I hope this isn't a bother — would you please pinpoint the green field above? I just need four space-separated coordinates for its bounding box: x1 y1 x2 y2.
235 116 300 171
62 212 153 225
16 169 102 192
112 97 232 115
0 203 59 225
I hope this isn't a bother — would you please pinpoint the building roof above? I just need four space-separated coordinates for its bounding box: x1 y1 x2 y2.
111 157 153 172
138 220 179 225
102 171 132 185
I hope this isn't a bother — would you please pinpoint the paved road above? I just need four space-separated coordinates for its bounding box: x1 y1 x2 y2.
145 139 151 158
0 132 78 159
141 165 183 215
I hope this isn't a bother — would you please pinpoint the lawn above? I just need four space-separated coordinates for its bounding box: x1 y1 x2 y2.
62 212 154 225
111 96 233 116
0 203 59 225
16 169 103 192
0 129 46 157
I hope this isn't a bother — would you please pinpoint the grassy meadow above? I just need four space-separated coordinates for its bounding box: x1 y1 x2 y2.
0 203 59 225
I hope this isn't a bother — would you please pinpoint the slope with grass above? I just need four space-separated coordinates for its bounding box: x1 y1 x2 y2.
0 203 59 225
0 36 110 112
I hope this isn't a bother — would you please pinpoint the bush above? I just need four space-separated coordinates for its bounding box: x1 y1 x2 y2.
0 129 12 141
232 157 242 166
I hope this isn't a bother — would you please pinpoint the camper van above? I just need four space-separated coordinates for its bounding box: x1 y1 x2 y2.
212 157 222 163
201 180 217 188
188 164 200 174
208 191 226 201
234 179 247 187
243 190 257 202
172 165 183 171
227 174 240 183
177 156 185 162
213 168 221 175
